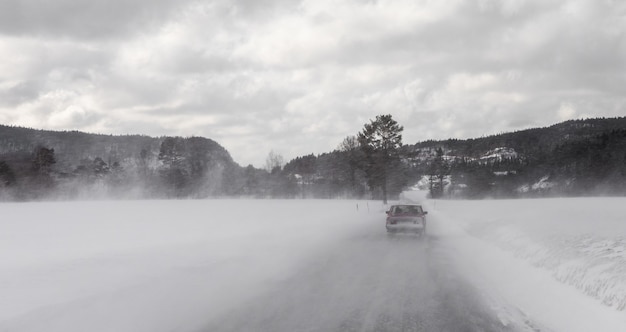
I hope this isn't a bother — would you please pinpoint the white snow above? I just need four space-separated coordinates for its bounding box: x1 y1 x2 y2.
517 175 556 193
410 193 626 332
531 175 555 190
480 147 519 162
3 195 626 331
0 199 381 332
494 171 517 176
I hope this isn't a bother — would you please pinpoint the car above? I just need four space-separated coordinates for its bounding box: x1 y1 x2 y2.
385 204 428 235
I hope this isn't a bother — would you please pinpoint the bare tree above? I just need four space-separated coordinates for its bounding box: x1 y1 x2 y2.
338 135 364 197
265 150 284 174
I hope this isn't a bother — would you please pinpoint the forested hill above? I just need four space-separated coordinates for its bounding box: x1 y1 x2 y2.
272 117 626 200
406 117 626 197
0 125 241 200
410 117 626 157
2 116 626 201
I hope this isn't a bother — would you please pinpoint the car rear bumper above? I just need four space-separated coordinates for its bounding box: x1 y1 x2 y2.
386 223 425 233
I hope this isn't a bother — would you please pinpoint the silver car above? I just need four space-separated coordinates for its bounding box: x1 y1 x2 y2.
385 204 428 235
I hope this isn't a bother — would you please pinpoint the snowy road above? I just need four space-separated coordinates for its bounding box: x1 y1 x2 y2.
202 224 516 331
4 196 626 331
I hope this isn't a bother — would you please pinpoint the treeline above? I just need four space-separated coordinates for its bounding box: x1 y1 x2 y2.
0 116 415 201
235 115 413 201
0 131 242 200
411 118 626 199
2 116 626 201
275 117 626 200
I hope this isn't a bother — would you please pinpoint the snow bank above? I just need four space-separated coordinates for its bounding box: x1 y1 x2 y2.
434 198 626 310
406 193 626 331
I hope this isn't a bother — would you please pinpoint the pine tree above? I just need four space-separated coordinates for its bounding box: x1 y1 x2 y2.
428 147 448 198
0 161 16 187
357 114 403 204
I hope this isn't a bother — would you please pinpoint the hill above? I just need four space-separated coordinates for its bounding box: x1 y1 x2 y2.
277 117 626 199
2 117 626 201
406 117 626 197
0 125 241 200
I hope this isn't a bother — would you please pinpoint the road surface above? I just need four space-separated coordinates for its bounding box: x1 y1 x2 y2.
201 223 526 332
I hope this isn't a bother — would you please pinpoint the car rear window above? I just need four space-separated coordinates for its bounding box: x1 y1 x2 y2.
392 205 421 215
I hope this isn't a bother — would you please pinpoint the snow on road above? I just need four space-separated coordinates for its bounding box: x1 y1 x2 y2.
204 225 509 332
406 192 626 332
2 195 626 331
0 200 372 331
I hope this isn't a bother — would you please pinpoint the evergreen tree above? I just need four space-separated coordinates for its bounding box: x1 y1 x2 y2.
30 146 57 196
158 137 190 197
357 114 404 204
428 147 448 198
0 161 16 187
32 146 56 175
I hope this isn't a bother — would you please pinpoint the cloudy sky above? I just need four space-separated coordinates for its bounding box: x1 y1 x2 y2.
1 0 625 166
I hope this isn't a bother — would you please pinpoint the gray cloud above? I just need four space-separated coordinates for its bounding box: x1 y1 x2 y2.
0 80 41 107
0 0 187 39
1 0 625 166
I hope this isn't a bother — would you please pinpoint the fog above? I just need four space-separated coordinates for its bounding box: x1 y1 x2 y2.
1 199 381 331
2 193 626 331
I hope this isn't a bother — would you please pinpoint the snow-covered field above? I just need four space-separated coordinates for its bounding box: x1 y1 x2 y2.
428 197 626 308
0 199 381 332
3 195 626 331
407 193 626 332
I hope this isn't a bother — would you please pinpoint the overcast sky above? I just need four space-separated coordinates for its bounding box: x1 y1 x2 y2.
1 0 625 167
